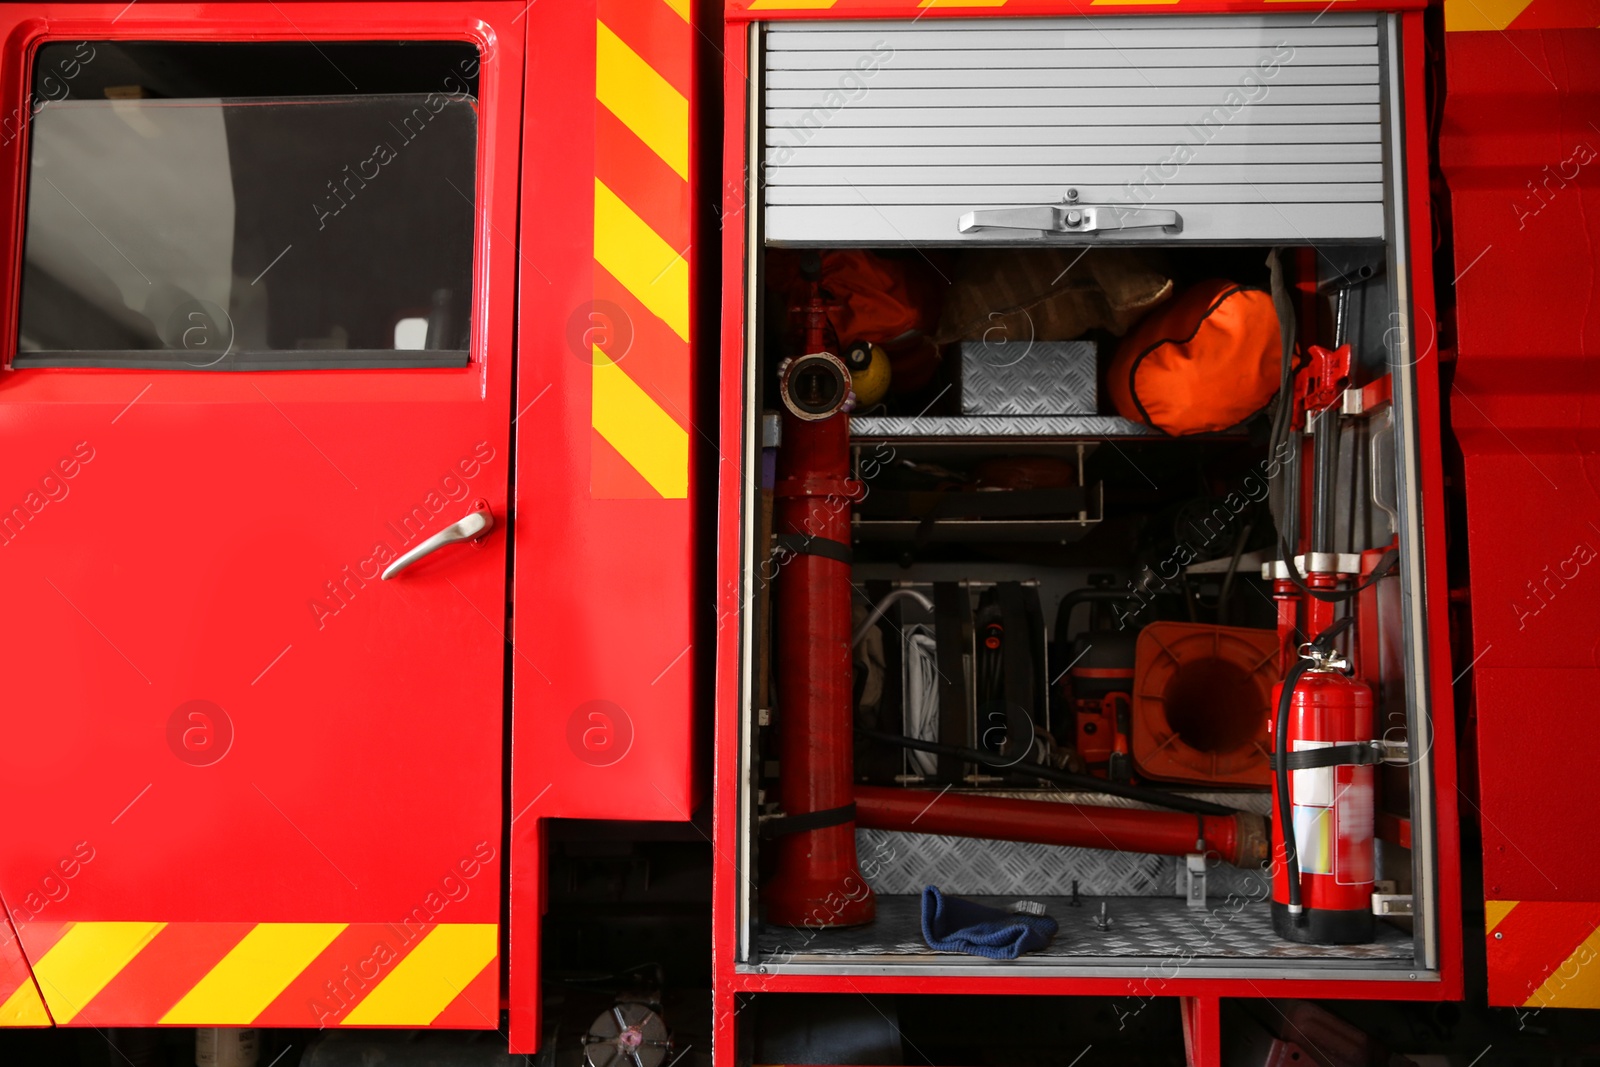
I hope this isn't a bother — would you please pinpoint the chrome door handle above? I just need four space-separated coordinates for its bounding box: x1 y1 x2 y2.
381 505 494 580
959 204 1182 236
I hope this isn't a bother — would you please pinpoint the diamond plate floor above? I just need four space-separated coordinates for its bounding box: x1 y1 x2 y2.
757 894 1414 964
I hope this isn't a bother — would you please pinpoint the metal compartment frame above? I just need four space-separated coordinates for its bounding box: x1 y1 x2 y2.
711 7 1461 1058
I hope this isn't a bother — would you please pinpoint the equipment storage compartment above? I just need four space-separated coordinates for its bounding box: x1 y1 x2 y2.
727 9 1451 987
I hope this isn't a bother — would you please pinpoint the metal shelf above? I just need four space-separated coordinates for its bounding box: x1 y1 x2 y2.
852 483 1104 543
852 414 1155 439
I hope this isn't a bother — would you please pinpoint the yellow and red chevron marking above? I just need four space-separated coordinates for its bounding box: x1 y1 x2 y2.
1445 0 1600 29
592 0 693 500
14 921 496 1028
1486 901 1600 1008
0 914 50 1027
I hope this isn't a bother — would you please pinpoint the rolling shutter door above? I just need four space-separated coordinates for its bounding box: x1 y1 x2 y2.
763 14 1388 245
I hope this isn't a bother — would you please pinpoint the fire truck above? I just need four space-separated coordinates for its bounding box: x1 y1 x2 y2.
0 0 1594 1064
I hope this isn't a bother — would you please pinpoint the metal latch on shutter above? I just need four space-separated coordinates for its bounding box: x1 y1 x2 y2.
959 190 1182 237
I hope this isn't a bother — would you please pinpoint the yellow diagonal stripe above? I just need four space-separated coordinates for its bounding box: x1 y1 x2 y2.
748 0 838 9
161 923 346 1024
661 0 691 21
0 978 51 1026
33 922 165 1023
340 924 497 1026
1526 924 1600 1008
593 347 689 499
594 178 689 342
1444 0 1532 30
597 20 689 180
1486 900 1519 934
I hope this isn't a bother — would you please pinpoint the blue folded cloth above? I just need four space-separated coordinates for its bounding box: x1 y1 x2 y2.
920 885 1058 960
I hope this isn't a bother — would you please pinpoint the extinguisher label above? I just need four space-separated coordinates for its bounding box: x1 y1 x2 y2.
1290 741 1375 883
1334 765 1375 886
1291 741 1336 874
1291 742 1336 806
1292 802 1335 876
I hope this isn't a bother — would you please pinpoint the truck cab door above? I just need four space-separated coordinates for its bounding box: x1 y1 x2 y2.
0 4 525 1030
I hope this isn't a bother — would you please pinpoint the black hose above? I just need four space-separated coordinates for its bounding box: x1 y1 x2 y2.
1265 249 1300 540
1274 655 1315 917
1217 518 1254 626
857 728 1244 817
1052 588 1127 641
1312 409 1340 554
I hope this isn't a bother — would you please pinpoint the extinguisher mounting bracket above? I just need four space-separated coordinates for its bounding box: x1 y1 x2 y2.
1371 893 1414 917
1373 736 1412 764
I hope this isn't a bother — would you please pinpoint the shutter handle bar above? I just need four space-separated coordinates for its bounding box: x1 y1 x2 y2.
958 204 1183 236
381 504 495 580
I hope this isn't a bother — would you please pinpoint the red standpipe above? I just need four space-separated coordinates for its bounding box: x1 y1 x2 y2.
855 786 1270 869
1272 573 1300 673
764 277 875 929
1305 569 1340 640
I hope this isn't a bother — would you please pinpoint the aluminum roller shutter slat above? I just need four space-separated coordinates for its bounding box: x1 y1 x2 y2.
767 203 1385 244
766 27 1378 51
770 13 1374 29
767 104 1382 127
767 85 1380 109
761 14 1388 243
764 47 1378 70
765 66 1381 89
766 184 1382 205
767 164 1386 186
766 124 1382 148
766 143 1385 167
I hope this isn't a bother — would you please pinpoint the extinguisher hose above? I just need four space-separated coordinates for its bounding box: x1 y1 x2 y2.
1275 616 1356 918
1274 655 1314 917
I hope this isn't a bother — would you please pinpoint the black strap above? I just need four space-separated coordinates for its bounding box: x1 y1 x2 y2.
760 803 856 839
1271 743 1382 771
933 582 968 783
773 533 852 565
993 582 1037 764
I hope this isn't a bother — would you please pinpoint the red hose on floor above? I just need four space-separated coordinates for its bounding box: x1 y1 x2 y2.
855 786 1269 868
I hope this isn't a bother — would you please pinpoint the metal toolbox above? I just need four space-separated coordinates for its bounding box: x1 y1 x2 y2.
959 339 1098 416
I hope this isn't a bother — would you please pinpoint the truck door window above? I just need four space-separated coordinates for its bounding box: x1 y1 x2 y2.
15 42 479 370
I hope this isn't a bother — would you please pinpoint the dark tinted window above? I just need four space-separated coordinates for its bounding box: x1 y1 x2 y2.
17 42 479 370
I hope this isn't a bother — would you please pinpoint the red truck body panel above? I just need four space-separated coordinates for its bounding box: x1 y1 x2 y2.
1442 24 1600 1011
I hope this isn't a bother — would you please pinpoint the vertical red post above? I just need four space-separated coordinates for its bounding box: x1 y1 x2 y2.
1305 571 1340 642
1181 995 1222 1067
767 411 874 927
765 287 874 928
1272 574 1300 671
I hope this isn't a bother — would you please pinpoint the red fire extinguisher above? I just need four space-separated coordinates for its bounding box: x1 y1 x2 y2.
1269 620 1378 944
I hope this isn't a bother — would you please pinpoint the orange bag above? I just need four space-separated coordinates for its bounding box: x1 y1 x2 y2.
1108 280 1282 436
